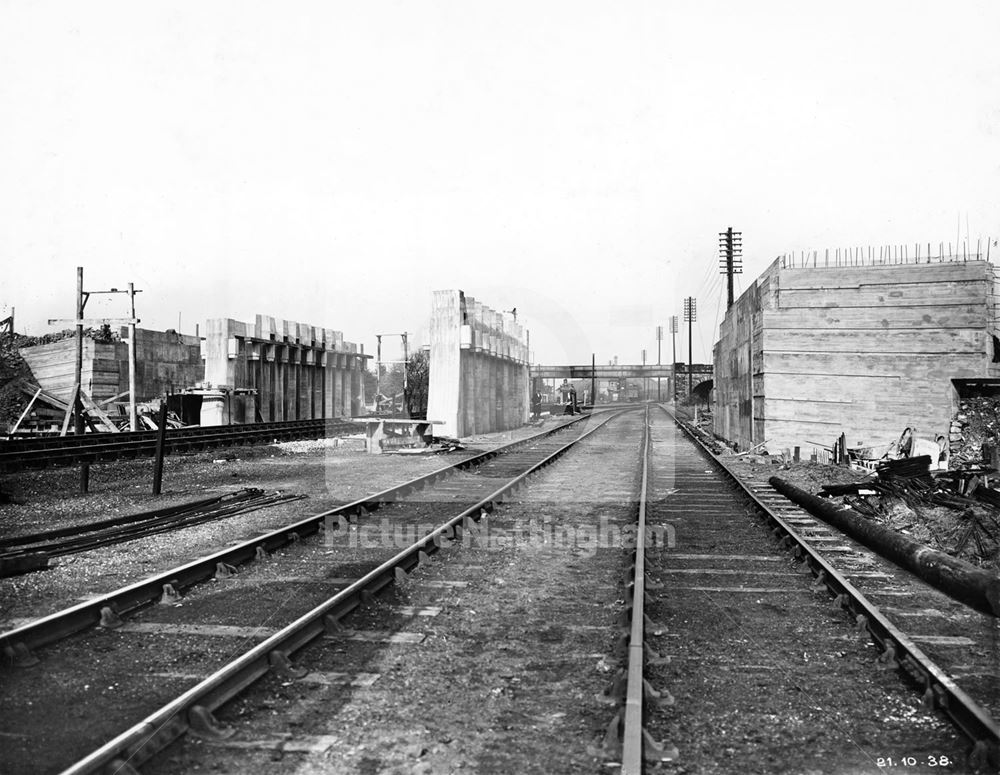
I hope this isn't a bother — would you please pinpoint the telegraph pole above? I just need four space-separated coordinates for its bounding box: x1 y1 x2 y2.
655 325 663 401
669 316 678 400
127 283 138 431
719 227 743 309
375 334 383 407
51 269 142 444
683 298 696 397
401 332 409 394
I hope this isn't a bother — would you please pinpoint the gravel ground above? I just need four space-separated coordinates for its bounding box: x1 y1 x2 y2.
0 417 577 628
142 409 645 774
3 409 994 774
644 412 974 775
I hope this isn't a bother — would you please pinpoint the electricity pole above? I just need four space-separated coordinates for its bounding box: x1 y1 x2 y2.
47 269 141 491
655 325 663 401
127 283 138 431
683 298 696 398
719 227 743 309
669 316 678 400
375 334 382 407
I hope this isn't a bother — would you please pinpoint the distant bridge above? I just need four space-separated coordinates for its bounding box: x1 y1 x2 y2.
530 363 712 380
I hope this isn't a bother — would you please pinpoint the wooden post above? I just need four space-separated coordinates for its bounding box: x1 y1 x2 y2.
10 388 41 435
75 268 90 492
128 282 137 432
152 403 168 495
74 267 84 437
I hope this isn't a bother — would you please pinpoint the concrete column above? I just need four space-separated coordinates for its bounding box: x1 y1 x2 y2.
460 350 474 437
427 290 464 438
503 360 512 428
314 363 322 419
340 361 350 417
474 351 488 434
487 355 496 433
274 356 284 421
323 355 334 419
351 359 362 416
302 357 312 419
286 350 298 420
332 357 343 417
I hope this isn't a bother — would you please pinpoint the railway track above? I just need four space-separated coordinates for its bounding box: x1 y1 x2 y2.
635 405 999 772
0 489 305 577
0 418 356 473
0 411 613 774
140 406 651 774
4 405 998 772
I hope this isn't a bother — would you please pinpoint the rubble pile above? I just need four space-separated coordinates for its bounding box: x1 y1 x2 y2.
0 335 31 430
948 397 1000 466
819 455 1000 569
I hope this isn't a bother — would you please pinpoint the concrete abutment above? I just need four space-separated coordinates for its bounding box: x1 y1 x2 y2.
427 290 530 439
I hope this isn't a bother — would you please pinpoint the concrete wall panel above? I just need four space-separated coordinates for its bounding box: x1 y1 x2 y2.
428 290 530 438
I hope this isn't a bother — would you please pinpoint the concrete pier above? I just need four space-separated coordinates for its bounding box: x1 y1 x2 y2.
201 315 368 425
427 290 529 439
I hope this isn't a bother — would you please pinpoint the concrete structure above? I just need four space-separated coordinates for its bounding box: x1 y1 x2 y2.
201 315 369 425
713 256 1000 454
20 328 202 404
426 290 529 438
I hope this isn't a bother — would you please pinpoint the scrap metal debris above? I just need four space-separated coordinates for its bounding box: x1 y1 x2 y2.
817 454 1000 569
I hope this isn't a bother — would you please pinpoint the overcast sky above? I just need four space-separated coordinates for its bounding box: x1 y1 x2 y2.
1 1 997 366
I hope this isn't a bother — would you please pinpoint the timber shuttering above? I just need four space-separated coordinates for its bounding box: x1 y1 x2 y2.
713 258 1000 454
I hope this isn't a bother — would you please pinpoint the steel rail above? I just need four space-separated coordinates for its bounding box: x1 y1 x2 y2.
0 491 303 563
1 418 343 451
58 410 626 775
0 493 243 548
620 406 651 773
660 404 1000 765
0 414 592 660
0 419 356 472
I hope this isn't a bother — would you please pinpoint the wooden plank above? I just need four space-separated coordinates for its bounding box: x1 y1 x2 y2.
15 381 69 411
779 280 987 309
99 390 130 406
762 351 985 376
762 305 986 330
60 385 79 436
80 391 120 432
9 389 42 434
762 398 951 427
764 327 985 355
778 260 988 288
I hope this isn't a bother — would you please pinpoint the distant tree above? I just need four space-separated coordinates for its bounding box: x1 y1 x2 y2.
404 350 429 419
362 367 378 403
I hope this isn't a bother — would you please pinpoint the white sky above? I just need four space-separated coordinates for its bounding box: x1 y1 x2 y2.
1 1 998 366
